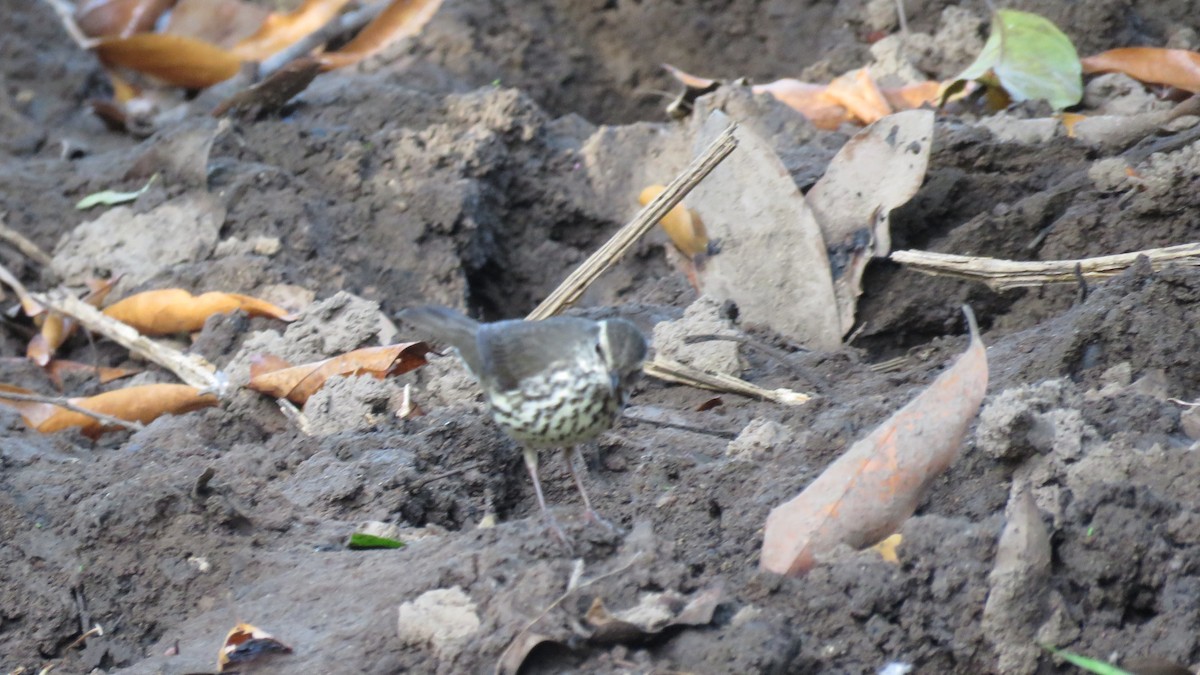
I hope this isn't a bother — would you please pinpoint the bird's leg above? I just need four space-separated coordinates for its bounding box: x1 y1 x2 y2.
562 446 616 532
523 447 568 543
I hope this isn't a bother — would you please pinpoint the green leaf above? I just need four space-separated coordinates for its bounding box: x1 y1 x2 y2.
949 9 1082 110
75 174 158 210
347 532 405 550
1040 644 1133 675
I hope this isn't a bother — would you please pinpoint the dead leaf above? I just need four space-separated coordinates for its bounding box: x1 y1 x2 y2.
75 0 174 38
686 112 842 350
824 68 892 125
1059 111 1086 137
1082 47 1200 93
232 0 353 62
27 278 119 367
317 0 444 70
870 533 902 563
247 342 430 405
881 81 942 111
751 79 854 130
164 0 271 49
217 622 292 672
93 33 242 89
585 585 722 645
102 289 295 335
805 109 934 335
0 383 218 439
638 185 710 260
212 55 322 119
760 306 988 576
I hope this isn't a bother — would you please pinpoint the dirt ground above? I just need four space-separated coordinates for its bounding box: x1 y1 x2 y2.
3 0 1200 673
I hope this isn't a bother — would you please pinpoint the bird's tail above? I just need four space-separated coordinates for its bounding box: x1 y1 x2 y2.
397 306 484 374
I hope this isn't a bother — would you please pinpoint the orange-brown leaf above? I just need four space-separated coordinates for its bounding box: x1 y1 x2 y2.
638 185 709 259
752 79 854 131
103 289 294 335
661 63 718 89
1082 47 1200 93
317 0 444 70
93 33 242 89
0 383 217 438
824 68 892 125
761 307 988 577
75 0 174 38
27 278 119 367
231 0 353 61
46 360 139 389
881 81 942 111
246 342 430 405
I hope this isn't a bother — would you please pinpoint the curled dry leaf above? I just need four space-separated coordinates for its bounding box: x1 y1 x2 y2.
316 0 445 70
637 185 709 259
232 0 353 62
1081 47 1200 93
585 585 722 645
93 33 242 89
102 289 295 335
760 307 988 576
247 342 430 405
27 278 119 367
218 622 292 672
823 68 891 125
0 383 218 439
75 0 174 38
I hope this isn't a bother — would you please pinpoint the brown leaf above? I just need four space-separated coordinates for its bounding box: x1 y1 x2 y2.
586 585 722 645
231 0 352 61
637 185 709 260
75 0 174 38
760 307 988 576
247 342 430 405
218 622 292 672
0 383 218 439
27 278 119 367
45 360 139 389
164 0 271 49
93 33 242 89
1082 47 1200 93
102 289 295 335
823 68 892 125
317 0 444 70
752 79 854 131
880 80 942 110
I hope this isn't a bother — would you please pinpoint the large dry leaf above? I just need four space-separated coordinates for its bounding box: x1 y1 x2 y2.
247 342 430 405
752 79 855 131
1082 47 1200 93
94 33 242 89
585 585 722 645
317 0 444 70
805 109 934 335
686 112 842 349
102 289 295 335
75 0 174 38
823 68 892 125
0 383 217 439
231 0 353 62
760 307 988 577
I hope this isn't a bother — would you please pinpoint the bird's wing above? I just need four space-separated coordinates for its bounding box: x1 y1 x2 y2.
477 317 599 391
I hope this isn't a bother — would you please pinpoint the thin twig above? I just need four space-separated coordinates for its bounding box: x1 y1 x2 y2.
31 290 222 392
890 243 1200 291
643 358 811 405
526 125 739 320
0 390 145 431
0 214 54 268
40 0 96 50
494 553 643 675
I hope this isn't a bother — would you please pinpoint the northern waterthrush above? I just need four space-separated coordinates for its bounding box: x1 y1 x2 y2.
399 306 647 540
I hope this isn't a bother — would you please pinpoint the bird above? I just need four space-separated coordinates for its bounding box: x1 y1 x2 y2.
398 306 647 541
